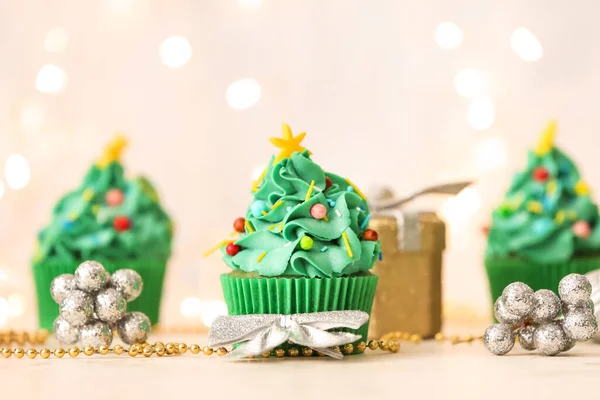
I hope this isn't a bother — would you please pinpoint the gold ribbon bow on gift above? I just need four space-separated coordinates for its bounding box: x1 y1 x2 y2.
208 311 369 359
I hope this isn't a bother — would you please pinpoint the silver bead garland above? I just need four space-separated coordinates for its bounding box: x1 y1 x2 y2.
485 273 598 356
50 260 151 347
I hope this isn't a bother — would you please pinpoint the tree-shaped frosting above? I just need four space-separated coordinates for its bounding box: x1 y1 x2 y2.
34 135 173 264
219 125 381 278
487 121 600 263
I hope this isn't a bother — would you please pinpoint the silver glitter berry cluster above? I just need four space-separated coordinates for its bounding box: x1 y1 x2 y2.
484 273 598 356
51 260 151 347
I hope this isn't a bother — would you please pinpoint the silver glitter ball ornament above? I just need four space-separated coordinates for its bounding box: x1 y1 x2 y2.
584 269 600 343
494 297 525 325
111 269 143 302
534 322 568 356
59 290 94 327
483 324 515 355
562 299 594 316
517 325 536 351
95 288 127 324
502 282 534 317
117 312 151 345
562 337 576 353
50 274 78 304
53 317 80 345
562 309 598 341
558 273 592 306
531 289 561 323
75 260 110 293
79 321 113 348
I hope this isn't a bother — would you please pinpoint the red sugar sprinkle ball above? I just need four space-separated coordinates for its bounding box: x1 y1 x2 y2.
325 176 333 190
226 243 241 256
113 215 132 232
532 167 549 182
363 229 379 241
233 217 246 233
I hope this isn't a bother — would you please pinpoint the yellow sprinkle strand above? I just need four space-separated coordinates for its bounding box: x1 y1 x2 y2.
345 179 367 200
527 201 543 214
203 240 234 258
256 252 267 263
534 120 557 156
279 222 284 232
83 188 94 201
97 134 128 168
575 180 591 196
245 220 255 233
568 210 577 220
305 180 316 201
261 210 268 216
271 200 284 210
555 210 566 224
251 167 268 192
267 223 278 230
323 216 329 222
92 205 100 215
342 232 353 258
229 231 238 237
547 179 557 195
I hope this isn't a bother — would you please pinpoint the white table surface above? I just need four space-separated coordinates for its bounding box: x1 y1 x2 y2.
2 332 600 400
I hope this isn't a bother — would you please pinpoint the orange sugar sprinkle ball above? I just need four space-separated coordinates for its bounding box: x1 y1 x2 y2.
233 218 246 233
363 229 379 241
105 188 125 207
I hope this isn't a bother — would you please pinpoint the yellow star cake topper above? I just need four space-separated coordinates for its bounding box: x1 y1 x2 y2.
251 124 310 192
534 120 557 156
97 134 128 168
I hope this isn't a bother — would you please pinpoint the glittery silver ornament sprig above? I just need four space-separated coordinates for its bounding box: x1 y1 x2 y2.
484 274 598 356
51 260 150 347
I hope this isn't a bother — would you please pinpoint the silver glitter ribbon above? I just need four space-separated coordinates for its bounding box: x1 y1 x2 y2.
208 310 369 359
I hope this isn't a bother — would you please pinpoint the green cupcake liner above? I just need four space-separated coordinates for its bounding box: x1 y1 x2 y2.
485 255 600 310
32 258 168 330
221 272 378 354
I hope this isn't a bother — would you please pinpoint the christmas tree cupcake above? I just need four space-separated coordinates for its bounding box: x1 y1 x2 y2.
485 121 600 305
206 125 381 348
33 135 173 330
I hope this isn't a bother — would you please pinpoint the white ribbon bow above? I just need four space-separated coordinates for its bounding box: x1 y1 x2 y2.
208 310 369 360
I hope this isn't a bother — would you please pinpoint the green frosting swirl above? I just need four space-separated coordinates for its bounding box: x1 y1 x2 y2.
486 143 600 263
222 151 381 278
34 161 173 264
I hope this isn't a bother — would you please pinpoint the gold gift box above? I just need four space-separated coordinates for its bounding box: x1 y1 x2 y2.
368 212 446 338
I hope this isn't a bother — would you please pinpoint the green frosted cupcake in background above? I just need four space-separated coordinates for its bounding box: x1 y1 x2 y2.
207 124 381 348
33 135 173 330
485 121 600 307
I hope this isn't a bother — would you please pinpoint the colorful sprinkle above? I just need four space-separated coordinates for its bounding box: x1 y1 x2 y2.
250 200 268 218
68 211 78 221
286 206 293 212
271 200 284 210
342 232 353 258
300 236 314 250
267 223 278 230
256 252 267 263
203 240 235 258
305 180 316 201
379 252 383 261
360 214 372 230
320 246 329 253
323 216 329 222
244 220 255 233
229 231 238 237
261 210 268 216
547 179 557 195
279 222 284 231
527 201 543 214
92 205 100 215
347 186 354 192
335 210 342 218
226 243 241 256
568 210 577 220
345 178 367 200
284 242 292 247
555 210 566 224
575 180 591 195
83 188 94 201
62 220 74 230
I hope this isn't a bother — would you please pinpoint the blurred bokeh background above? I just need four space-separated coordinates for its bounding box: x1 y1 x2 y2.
1 0 600 329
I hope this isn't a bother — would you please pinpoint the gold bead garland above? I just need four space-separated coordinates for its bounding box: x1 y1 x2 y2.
0 329 401 359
